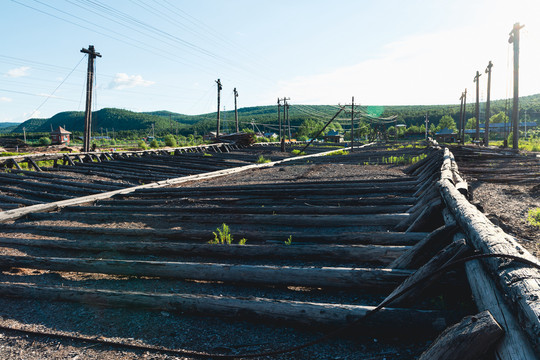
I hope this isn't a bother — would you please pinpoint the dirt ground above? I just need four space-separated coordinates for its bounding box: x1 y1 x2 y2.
468 181 540 257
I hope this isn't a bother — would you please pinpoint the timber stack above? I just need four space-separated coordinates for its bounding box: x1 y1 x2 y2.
0 141 537 359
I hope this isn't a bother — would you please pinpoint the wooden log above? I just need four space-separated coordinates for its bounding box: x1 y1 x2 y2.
0 172 121 192
0 194 42 206
418 311 504 360
395 188 439 231
25 157 42 172
8 169 127 188
406 184 439 215
0 237 408 264
0 254 412 289
0 176 98 195
0 282 448 333
389 224 458 269
25 212 409 228
0 224 428 245
439 177 540 351
384 238 470 306
465 259 538 359
62 204 412 216
0 185 71 201
406 198 443 232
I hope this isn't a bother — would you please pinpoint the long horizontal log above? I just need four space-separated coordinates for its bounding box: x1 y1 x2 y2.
25 212 409 228
0 224 429 245
131 184 417 197
0 282 448 333
0 185 71 201
108 196 418 207
7 169 127 188
62 204 412 215
0 176 98 195
0 254 412 289
439 177 540 351
0 194 42 206
0 172 123 192
0 237 408 264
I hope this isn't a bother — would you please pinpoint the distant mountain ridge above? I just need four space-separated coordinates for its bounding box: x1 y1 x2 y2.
10 93 540 134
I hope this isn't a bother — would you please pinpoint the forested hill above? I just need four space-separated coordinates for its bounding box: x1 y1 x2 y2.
11 93 540 134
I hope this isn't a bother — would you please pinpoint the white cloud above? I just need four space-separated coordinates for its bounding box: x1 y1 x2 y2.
6 66 30 78
0 97 12 102
274 4 540 106
108 73 155 90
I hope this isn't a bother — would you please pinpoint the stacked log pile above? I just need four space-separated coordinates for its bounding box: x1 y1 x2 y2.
0 143 536 358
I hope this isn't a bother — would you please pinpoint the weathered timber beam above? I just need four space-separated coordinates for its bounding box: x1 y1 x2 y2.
61 204 412 215
0 282 447 333
418 311 504 360
24 212 409 228
0 237 408 264
0 254 412 290
389 224 459 269
384 238 470 306
0 224 428 245
465 259 538 359
439 177 540 351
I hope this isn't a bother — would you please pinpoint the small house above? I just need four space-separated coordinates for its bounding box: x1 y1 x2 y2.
50 126 71 145
435 128 457 143
323 130 344 143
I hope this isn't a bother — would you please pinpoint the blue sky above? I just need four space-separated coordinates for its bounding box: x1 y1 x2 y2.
1 0 539 123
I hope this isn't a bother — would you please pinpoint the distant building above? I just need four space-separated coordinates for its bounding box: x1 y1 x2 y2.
323 130 344 143
435 128 457 143
50 126 71 145
263 132 278 139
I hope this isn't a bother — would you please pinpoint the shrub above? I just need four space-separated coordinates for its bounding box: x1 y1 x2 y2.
149 139 159 148
256 155 271 164
38 137 51 146
137 140 148 150
527 208 540 228
291 149 306 156
210 223 233 245
164 134 177 147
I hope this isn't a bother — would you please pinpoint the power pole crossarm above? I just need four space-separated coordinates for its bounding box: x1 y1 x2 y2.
80 45 102 153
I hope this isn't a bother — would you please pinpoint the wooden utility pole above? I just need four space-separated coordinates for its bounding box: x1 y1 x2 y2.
233 88 239 133
484 61 493 146
277 97 290 151
458 93 464 143
473 71 482 142
277 98 281 142
286 101 291 145
462 89 467 144
350 96 355 152
215 79 222 139
23 127 26 144
509 22 524 150
424 114 429 140
80 45 101 152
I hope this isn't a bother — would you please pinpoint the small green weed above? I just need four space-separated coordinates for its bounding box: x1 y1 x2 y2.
209 223 247 245
291 149 306 156
203 153 213 157
210 223 233 245
527 208 540 228
284 235 293 246
256 155 271 164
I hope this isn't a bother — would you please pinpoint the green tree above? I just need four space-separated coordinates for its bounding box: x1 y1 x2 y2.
490 111 508 123
164 134 177 147
38 137 51 146
149 139 159 148
437 115 457 131
465 117 477 129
